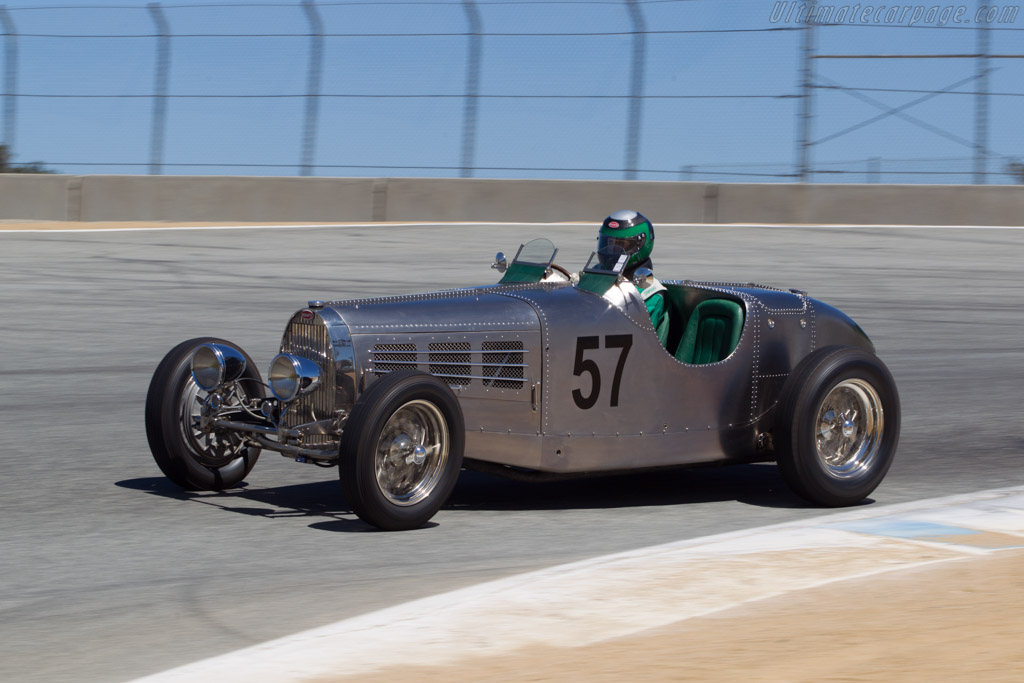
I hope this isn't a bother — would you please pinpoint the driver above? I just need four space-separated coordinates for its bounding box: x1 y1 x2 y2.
598 210 669 347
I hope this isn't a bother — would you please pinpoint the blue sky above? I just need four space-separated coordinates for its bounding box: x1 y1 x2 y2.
2 0 1022 182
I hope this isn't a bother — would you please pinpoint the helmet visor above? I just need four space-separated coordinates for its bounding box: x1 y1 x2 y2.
597 232 645 262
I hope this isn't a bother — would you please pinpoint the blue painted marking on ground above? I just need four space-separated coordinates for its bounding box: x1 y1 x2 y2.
826 519 981 539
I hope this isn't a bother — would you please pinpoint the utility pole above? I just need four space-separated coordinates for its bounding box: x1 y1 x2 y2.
974 4 990 184
461 0 482 178
868 157 880 183
797 14 816 182
624 0 646 180
148 3 170 175
300 0 324 176
0 7 18 158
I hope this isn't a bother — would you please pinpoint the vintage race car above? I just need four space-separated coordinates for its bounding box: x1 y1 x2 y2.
146 238 900 530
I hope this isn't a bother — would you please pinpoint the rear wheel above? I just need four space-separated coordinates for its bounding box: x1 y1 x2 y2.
775 346 900 506
145 337 264 490
339 370 465 531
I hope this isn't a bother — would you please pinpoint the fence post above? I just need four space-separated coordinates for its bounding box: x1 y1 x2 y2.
974 5 990 185
147 3 170 175
461 0 482 178
624 0 645 180
796 16 816 182
0 7 18 158
300 0 324 177
868 157 880 183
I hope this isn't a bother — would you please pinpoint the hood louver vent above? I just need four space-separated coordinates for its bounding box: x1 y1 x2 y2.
482 341 525 389
428 342 471 386
368 340 527 391
372 344 417 377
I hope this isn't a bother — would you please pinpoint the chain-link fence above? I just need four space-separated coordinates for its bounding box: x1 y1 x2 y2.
1 0 1022 183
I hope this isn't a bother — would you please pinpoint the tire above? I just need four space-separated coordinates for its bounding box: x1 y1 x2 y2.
145 337 264 491
339 370 465 531
775 346 900 507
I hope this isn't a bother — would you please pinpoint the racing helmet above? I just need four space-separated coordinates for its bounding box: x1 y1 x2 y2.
597 210 654 271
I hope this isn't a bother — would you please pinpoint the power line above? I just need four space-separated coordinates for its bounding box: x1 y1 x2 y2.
14 27 799 38
4 1 1021 183
696 154 1017 167
811 169 1017 175
813 72 985 146
43 159 1020 180
814 85 1024 98
1 0 709 10
42 160 796 177
815 54 1024 59
0 92 797 99
815 73 986 153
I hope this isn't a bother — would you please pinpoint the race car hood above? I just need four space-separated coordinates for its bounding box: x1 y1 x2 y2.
322 284 546 334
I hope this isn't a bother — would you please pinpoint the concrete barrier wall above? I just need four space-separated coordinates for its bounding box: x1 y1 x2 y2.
802 184 1024 227
0 174 79 221
381 178 711 223
2 174 1022 226
715 183 806 225
77 176 378 222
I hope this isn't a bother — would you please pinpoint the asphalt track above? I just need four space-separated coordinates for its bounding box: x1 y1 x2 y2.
2 222 1023 682
133 485 1024 682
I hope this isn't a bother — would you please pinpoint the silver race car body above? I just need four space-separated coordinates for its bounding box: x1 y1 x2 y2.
146 238 898 530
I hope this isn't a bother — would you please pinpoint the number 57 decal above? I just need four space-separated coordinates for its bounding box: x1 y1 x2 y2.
572 334 633 410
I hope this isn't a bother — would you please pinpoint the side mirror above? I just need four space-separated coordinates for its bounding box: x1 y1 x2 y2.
492 252 508 273
631 266 653 289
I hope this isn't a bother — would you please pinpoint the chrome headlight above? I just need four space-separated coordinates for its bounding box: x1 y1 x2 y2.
268 353 321 403
191 343 247 391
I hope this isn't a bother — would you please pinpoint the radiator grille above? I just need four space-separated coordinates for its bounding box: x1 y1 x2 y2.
280 313 334 445
482 341 525 389
428 342 471 386
372 343 417 376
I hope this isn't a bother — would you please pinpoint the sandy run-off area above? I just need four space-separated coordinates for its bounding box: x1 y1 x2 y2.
327 549 1023 683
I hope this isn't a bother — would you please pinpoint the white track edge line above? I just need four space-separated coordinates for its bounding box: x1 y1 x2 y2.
129 485 1024 682
2 222 1024 234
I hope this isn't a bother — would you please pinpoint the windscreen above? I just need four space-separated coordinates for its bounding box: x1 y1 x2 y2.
583 244 628 276
513 238 557 267
499 238 558 284
576 244 626 295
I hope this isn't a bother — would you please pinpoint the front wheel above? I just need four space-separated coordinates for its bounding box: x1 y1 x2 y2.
145 337 265 490
339 370 465 531
775 346 900 507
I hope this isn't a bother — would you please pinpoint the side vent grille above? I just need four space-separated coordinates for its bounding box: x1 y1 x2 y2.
370 340 528 391
428 342 471 386
372 343 416 376
482 341 525 389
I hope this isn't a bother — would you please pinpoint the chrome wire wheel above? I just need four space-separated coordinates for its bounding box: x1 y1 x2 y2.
339 370 465 531
177 378 247 468
814 378 884 479
776 346 900 507
147 337 263 491
373 399 449 506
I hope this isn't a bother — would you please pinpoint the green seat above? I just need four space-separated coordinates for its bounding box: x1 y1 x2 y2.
675 299 744 365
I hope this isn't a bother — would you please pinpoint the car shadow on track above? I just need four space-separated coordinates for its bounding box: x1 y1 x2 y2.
448 463 817 512
115 477 380 532
118 463 831 532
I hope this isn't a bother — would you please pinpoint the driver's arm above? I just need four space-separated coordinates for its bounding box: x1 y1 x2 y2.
647 291 669 347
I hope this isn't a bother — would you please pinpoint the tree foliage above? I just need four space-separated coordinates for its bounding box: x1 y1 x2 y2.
1006 160 1024 185
0 145 55 174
